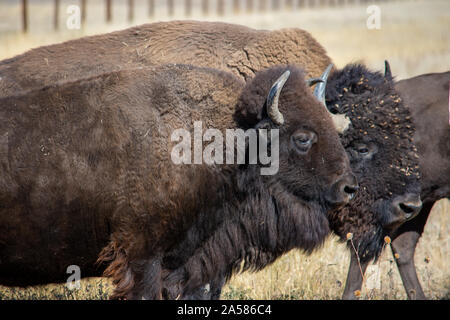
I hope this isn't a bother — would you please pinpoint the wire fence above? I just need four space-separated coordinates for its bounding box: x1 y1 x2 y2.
16 0 403 33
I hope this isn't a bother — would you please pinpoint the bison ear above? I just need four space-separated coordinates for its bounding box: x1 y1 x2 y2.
384 60 393 81
266 70 290 126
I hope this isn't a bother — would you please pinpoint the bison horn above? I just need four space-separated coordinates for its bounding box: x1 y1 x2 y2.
384 60 393 81
266 70 290 126
313 64 351 134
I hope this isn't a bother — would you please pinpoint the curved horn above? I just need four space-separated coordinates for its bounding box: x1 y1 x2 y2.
313 64 351 134
384 60 393 81
266 70 290 126
313 64 333 106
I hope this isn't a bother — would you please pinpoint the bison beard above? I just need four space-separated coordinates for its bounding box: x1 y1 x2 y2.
100 177 331 299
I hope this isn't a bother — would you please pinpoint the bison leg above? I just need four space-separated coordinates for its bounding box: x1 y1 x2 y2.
210 276 226 300
390 201 433 300
342 250 370 300
128 257 164 300
181 275 226 300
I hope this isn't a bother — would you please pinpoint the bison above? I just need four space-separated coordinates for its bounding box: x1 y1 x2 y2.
0 21 422 298
343 67 450 300
0 63 357 299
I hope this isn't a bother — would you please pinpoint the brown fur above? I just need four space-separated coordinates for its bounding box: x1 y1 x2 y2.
0 21 332 97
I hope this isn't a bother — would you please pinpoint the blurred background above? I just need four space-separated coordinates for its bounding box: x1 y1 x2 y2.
0 0 448 299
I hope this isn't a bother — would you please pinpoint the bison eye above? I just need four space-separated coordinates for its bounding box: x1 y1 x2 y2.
358 147 369 154
352 142 377 160
291 130 317 154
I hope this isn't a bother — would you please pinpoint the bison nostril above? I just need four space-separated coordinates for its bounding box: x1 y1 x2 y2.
399 203 414 214
398 201 422 218
344 185 358 195
395 196 422 220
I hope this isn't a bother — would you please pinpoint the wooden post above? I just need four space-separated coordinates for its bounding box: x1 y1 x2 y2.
128 0 134 22
233 0 240 14
22 0 28 33
149 0 154 17
81 0 87 27
202 0 208 15
272 0 280 10
106 0 112 23
54 0 60 30
286 0 294 10
217 0 225 16
185 0 192 16
246 0 253 13
168 0 174 16
259 0 267 12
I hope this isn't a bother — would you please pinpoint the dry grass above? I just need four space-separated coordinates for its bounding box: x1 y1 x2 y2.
0 0 448 300
0 199 447 300
222 199 449 300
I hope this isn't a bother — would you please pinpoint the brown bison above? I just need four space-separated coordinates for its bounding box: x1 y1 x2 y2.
0 63 357 299
343 67 450 300
0 21 422 298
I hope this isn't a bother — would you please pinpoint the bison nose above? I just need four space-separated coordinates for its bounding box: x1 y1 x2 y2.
392 194 422 221
342 181 359 200
326 173 358 208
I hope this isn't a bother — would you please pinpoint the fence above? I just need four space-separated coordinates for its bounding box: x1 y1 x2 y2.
18 0 398 33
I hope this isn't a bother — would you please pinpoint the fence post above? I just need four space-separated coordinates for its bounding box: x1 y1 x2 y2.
81 0 87 27
22 0 28 33
128 0 134 22
106 0 112 22
272 0 280 10
233 0 240 14
217 0 225 16
185 0 192 16
259 0 267 11
54 0 60 30
286 0 295 9
168 0 174 16
202 0 209 15
149 0 154 17
246 0 253 13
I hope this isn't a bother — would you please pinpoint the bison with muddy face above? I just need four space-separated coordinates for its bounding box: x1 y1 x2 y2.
0 21 422 298
0 64 357 299
343 67 450 300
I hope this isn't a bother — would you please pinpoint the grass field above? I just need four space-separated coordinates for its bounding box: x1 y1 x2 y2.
0 0 448 300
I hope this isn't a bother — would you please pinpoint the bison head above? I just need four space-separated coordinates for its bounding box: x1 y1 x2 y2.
324 63 422 262
235 65 358 221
